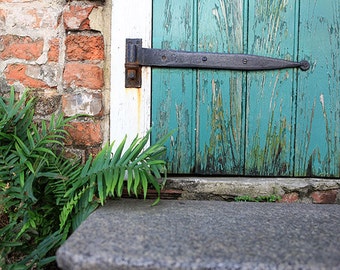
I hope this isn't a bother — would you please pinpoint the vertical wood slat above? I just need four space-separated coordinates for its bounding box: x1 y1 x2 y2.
245 0 298 176
295 0 339 177
110 0 152 150
196 0 244 175
152 0 197 173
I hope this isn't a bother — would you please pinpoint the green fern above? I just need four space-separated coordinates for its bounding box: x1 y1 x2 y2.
57 129 169 234
0 87 170 269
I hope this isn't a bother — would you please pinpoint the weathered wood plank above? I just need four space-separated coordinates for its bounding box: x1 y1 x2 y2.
295 0 339 177
245 0 298 176
152 0 197 173
110 0 152 149
196 0 245 174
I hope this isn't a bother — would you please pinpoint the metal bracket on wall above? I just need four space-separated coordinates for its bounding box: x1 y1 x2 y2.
125 38 310 88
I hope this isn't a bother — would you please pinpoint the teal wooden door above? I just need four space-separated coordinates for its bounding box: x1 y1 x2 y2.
151 0 339 177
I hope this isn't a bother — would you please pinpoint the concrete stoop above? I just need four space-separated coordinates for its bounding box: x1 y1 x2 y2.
56 199 340 270
56 178 340 270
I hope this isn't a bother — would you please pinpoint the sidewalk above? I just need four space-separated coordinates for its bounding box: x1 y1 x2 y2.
57 199 340 270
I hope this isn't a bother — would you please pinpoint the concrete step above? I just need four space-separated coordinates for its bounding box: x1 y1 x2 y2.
56 198 340 270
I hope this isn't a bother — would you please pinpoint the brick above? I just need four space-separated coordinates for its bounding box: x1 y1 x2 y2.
0 0 35 2
24 8 61 29
280 192 299 203
63 4 94 30
65 121 103 147
0 35 43 61
48 38 60 62
63 62 103 89
4 63 57 88
66 34 104 61
4 64 49 88
1 6 60 30
310 190 338 204
62 92 103 117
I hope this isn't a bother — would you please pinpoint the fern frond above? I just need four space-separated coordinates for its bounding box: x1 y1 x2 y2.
110 136 126 165
59 185 88 230
17 230 64 269
1 90 171 269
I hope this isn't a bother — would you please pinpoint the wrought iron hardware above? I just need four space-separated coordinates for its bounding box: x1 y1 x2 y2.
125 38 310 88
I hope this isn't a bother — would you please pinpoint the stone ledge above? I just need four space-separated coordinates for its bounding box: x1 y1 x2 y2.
56 199 340 270
162 177 340 203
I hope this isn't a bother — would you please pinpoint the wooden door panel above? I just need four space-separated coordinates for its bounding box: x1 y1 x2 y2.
295 0 339 177
151 0 339 177
152 0 197 173
245 0 298 175
196 0 245 174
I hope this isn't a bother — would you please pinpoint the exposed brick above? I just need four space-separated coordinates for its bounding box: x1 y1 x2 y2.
66 34 104 61
0 35 43 61
62 92 102 117
280 192 299 203
0 0 35 3
65 121 103 147
48 38 60 62
63 4 94 30
1 6 61 30
310 190 338 204
63 62 103 89
0 0 107 156
24 7 61 29
4 64 50 88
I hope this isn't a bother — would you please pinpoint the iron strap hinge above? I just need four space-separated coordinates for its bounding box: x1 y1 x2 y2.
125 38 310 88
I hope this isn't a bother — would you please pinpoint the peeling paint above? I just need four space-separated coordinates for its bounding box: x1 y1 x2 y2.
152 0 339 178
295 0 339 177
197 76 243 175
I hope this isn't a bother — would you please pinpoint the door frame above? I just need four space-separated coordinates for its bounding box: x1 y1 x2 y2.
110 0 152 146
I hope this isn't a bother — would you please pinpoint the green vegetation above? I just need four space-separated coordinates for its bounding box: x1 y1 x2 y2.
0 88 169 269
234 195 281 202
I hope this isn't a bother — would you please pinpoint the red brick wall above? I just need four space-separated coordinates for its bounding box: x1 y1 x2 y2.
0 0 109 160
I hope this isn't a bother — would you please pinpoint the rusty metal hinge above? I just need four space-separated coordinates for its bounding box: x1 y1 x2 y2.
125 38 310 88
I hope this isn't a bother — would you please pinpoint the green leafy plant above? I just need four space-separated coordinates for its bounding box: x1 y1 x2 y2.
0 88 169 269
234 195 281 202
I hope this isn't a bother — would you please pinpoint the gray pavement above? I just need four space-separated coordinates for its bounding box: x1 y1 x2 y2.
57 199 340 270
